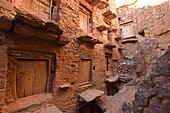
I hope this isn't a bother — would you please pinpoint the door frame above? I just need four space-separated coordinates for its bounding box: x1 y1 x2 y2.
15 59 50 98
79 58 92 86
6 50 55 102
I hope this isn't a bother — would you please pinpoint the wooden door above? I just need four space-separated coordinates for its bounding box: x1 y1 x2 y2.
79 11 89 33
79 59 91 84
16 60 48 98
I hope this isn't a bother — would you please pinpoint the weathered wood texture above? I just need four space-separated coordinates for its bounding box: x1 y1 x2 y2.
79 59 91 84
16 60 48 98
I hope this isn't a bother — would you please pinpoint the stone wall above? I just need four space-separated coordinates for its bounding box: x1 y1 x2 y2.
52 0 119 112
117 1 170 48
116 2 170 113
116 1 170 77
123 48 170 113
0 0 52 20
0 45 8 113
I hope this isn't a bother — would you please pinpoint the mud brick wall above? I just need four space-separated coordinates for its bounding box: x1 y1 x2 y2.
0 0 119 113
0 45 8 113
0 0 51 20
51 0 119 112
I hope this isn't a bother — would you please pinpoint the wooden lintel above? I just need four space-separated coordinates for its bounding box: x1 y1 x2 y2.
119 20 133 26
14 13 44 28
80 0 93 12
97 1 109 9
13 23 36 37
104 43 116 49
89 0 101 6
115 37 121 41
59 83 71 89
103 10 112 17
45 21 63 35
106 13 117 20
78 35 93 42
57 36 70 45
90 39 103 45
121 37 138 43
97 25 107 32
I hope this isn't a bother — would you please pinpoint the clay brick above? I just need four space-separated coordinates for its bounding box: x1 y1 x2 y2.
0 46 8 54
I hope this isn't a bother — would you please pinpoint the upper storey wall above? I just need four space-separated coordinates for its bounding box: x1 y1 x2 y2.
0 0 53 20
117 1 170 50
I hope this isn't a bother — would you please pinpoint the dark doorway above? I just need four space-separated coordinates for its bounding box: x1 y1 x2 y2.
106 82 119 96
79 100 103 113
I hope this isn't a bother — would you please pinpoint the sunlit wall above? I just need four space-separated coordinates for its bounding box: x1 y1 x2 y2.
115 0 169 8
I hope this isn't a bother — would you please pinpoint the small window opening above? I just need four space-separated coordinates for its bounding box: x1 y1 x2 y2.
118 17 121 22
50 0 59 22
105 53 112 71
106 81 119 96
106 56 109 71
138 30 145 37
51 1 56 15
79 5 92 34
79 100 103 113
107 24 112 42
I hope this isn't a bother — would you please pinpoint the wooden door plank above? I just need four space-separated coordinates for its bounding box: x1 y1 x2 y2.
24 61 33 97
32 61 39 95
38 61 48 93
85 60 91 82
16 60 48 98
16 61 25 98
79 60 91 84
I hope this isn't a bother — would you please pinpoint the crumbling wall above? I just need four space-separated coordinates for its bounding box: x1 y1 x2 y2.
116 2 170 113
116 2 170 77
123 48 170 113
117 1 170 48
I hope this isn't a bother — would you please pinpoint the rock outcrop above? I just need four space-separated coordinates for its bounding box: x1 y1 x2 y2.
123 48 170 113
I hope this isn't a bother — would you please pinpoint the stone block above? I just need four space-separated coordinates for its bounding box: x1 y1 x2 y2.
13 23 36 37
57 36 70 45
14 13 44 28
79 89 104 102
45 22 63 35
0 16 13 31
40 106 63 113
